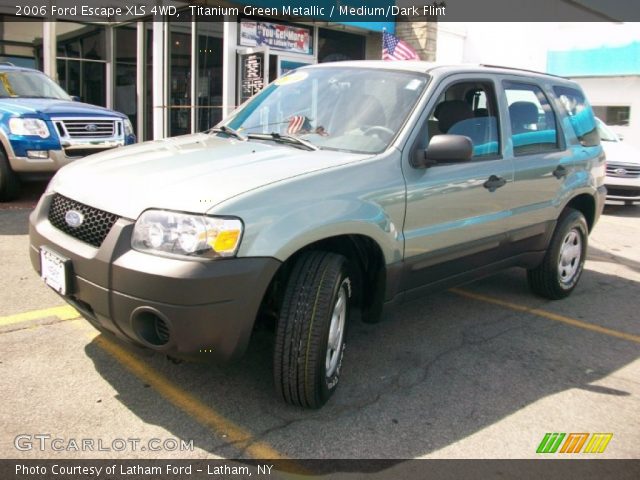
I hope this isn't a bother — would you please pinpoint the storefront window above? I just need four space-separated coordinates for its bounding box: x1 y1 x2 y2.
144 22 153 141
318 28 365 63
114 24 137 131
196 22 223 131
168 13 192 136
56 22 106 106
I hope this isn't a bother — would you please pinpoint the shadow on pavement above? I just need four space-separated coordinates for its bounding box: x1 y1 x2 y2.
83 266 639 459
0 209 30 235
603 203 640 218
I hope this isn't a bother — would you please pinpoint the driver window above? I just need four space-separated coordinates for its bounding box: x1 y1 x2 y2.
420 81 501 159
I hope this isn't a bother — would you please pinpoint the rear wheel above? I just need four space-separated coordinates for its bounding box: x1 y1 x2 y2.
527 208 588 299
274 251 351 408
0 150 20 201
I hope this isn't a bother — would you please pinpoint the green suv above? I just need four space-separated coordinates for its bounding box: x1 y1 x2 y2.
29 62 606 408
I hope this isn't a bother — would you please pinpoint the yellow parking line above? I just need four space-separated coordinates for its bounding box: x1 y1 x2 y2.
451 288 640 345
86 329 287 460
0 305 79 327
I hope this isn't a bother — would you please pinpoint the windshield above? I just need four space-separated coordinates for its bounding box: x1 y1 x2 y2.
0 70 71 100
225 67 429 154
595 117 619 142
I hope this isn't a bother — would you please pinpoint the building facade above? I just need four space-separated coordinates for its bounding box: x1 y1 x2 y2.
0 7 390 141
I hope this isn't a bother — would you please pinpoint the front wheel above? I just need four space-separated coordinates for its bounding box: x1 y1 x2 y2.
274 251 351 408
527 208 588 299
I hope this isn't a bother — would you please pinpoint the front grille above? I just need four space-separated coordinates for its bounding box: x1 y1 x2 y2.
48 194 119 248
606 163 640 178
55 119 118 138
606 187 640 198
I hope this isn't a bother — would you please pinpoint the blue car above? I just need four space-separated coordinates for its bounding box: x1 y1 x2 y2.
0 64 136 200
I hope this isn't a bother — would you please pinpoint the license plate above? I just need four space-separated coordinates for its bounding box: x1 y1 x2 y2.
40 247 71 295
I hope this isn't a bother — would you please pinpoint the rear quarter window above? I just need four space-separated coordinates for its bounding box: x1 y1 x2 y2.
553 85 599 147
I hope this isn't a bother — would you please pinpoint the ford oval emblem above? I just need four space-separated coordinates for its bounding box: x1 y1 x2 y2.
85 124 98 132
65 210 84 228
614 168 628 175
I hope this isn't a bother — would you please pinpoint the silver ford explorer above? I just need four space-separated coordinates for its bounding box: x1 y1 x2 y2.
29 62 606 408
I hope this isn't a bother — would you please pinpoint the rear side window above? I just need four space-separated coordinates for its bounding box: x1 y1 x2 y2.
553 85 599 147
504 81 559 156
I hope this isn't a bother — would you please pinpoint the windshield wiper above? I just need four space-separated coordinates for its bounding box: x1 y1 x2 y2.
209 125 247 141
247 133 318 151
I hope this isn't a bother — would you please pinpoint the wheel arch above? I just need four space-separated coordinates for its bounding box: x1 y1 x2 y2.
564 193 596 232
261 233 389 325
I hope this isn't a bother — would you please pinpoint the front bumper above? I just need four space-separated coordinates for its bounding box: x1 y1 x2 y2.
604 175 640 203
29 193 281 362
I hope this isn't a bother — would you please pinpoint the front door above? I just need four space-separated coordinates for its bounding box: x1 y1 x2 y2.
401 76 515 288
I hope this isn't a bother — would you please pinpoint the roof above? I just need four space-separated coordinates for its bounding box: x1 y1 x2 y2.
303 60 572 82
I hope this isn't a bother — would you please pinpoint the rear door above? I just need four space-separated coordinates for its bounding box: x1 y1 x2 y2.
499 77 568 236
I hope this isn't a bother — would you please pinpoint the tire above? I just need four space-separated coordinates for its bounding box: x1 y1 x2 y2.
0 150 20 201
527 208 588 300
274 251 352 408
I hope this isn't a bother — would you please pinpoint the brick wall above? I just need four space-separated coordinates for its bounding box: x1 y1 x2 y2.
395 18 438 61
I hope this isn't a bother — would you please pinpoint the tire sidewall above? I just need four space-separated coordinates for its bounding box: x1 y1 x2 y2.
551 211 588 293
316 265 351 401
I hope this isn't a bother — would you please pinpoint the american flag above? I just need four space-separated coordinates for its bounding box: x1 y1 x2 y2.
382 30 420 61
287 115 310 134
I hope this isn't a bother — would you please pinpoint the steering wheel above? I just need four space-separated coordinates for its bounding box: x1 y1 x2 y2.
363 125 395 142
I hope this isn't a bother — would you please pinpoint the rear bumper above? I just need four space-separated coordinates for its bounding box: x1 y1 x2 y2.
29 193 281 362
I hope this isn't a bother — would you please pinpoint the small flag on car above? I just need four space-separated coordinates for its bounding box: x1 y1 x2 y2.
287 115 311 134
382 30 420 61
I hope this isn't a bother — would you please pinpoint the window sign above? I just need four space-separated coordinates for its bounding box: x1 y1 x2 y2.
238 51 266 104
240 21 312 55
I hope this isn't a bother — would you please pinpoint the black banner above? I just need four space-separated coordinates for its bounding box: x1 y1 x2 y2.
1 0 639 22
2 459 640 480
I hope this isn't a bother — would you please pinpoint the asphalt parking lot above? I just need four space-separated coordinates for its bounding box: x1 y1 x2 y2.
1 185 639 460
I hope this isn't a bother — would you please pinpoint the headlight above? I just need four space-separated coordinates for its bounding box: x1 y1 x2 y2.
124 118 134 137
132 210 243 259
9 118 50 138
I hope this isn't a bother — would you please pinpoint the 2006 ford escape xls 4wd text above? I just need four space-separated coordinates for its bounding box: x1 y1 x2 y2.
29 62 606 408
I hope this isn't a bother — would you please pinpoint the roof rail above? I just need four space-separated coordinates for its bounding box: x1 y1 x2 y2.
480 64 566 79
0 62 15 66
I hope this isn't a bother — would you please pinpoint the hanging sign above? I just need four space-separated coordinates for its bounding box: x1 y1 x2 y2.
240 20 312 55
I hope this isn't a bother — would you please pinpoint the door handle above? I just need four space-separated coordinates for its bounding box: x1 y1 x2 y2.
553 165 568 179
483 175 507 192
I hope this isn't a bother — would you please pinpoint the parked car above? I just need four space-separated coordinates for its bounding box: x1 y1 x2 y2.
596 117 640 205
29 62 606 408
0 64 136 200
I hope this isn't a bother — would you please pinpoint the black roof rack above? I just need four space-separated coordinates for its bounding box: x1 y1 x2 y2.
480 64 566 79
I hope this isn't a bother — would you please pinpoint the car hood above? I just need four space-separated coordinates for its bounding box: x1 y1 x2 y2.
601 140 640 166
0 98 124 118
50 133 369 219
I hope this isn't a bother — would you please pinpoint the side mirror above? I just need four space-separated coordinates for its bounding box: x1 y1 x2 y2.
412 134 473 168
70 95 81 102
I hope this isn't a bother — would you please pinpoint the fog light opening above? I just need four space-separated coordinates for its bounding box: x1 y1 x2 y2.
132 309 171 347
